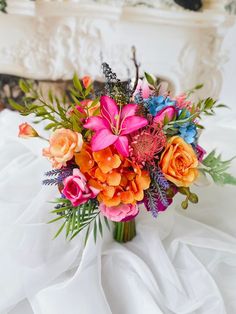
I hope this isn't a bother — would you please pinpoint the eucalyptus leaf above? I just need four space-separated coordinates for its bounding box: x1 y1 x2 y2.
8 99 25 112
73 73 83 94
144 72 155 86
19 80 30 94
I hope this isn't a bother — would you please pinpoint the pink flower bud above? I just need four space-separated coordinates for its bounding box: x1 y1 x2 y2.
99 203 139 222
18 123 39 138
82 76 92 89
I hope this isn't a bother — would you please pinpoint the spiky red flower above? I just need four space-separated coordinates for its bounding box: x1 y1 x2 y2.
129 126 166 165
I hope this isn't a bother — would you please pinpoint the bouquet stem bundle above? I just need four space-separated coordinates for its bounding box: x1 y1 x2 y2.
114 220 136 243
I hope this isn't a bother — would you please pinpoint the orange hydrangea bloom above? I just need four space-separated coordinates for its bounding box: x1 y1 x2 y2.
75 144 94 173
75 145 151 207
93 147 121 173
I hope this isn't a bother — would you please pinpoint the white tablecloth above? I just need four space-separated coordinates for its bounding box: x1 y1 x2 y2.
0 108 236 314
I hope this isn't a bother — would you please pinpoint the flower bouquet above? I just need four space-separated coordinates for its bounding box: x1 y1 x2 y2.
12 58 236 244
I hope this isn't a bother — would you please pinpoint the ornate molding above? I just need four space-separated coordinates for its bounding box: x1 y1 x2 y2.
6 0 35 15
36 2 122 19
122 6 229 28
0 1 235 99
1 0 235 15
0 17 132 80
174 27 229 99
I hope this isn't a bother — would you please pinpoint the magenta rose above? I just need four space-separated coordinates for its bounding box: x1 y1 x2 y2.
153 106 176 125
99 203 139 222
62 169 99 206
196 144 206 162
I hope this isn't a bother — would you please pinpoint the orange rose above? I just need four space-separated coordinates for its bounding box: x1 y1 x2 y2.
159 136 198 187
43 128 83 169
18 123 39 138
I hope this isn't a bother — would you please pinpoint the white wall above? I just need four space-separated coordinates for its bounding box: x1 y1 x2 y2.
221 23 236 109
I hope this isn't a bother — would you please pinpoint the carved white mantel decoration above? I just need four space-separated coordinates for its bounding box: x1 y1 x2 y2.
5 0 35 16
203 0 226 12
0 0 235 99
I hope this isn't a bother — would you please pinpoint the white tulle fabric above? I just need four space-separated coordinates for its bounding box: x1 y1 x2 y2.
0 109 236 314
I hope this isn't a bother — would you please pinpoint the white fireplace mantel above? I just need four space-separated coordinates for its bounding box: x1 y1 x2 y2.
0 1 235 99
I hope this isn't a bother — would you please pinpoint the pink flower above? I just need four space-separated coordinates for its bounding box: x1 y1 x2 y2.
196 145 206 162
99 203 139 222
77 100 100 117
66 105 85 118
84 96 148 157
175 94 192 110
153 106 176 124
62 169 99 206
66 100 100 118
18 123 39 138
43 128 83 169
133 79 152 99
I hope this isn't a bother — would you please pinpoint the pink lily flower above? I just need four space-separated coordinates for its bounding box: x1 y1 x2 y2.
133 79 152 99
84 95 148 157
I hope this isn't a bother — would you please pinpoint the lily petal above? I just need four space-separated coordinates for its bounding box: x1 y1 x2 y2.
100 95 118 126
133 79 151 99
91 129 118 151
84 116 108 131
121 104 138 120
114 136 129 157
133 79 142 97
121 116 148 135
141 79 151 99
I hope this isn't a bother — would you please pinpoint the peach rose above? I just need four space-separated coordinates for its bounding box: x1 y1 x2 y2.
43 128 83 169
159 136 198 187
18 123 39 138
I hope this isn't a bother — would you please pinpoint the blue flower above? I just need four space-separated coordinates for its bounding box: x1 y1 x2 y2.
146 96 175 116
179 123 197 144
176 109 197 144
177 108 191 119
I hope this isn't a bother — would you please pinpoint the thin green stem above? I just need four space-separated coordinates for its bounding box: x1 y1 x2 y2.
39 135 48 141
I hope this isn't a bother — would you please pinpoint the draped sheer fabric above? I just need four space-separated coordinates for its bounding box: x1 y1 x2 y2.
0 109 236 314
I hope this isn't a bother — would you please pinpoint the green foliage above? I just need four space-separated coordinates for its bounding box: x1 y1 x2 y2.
163 107 197 136
200 150 236 185
49 198 110 244
163 97 228 137
8 75 97 133
178 187 199 209
186 83 204 97
144 72 155 86
69 73 88 101
191 97 228 117
9 80 73 130
0 0 7 13
144 71 168 96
